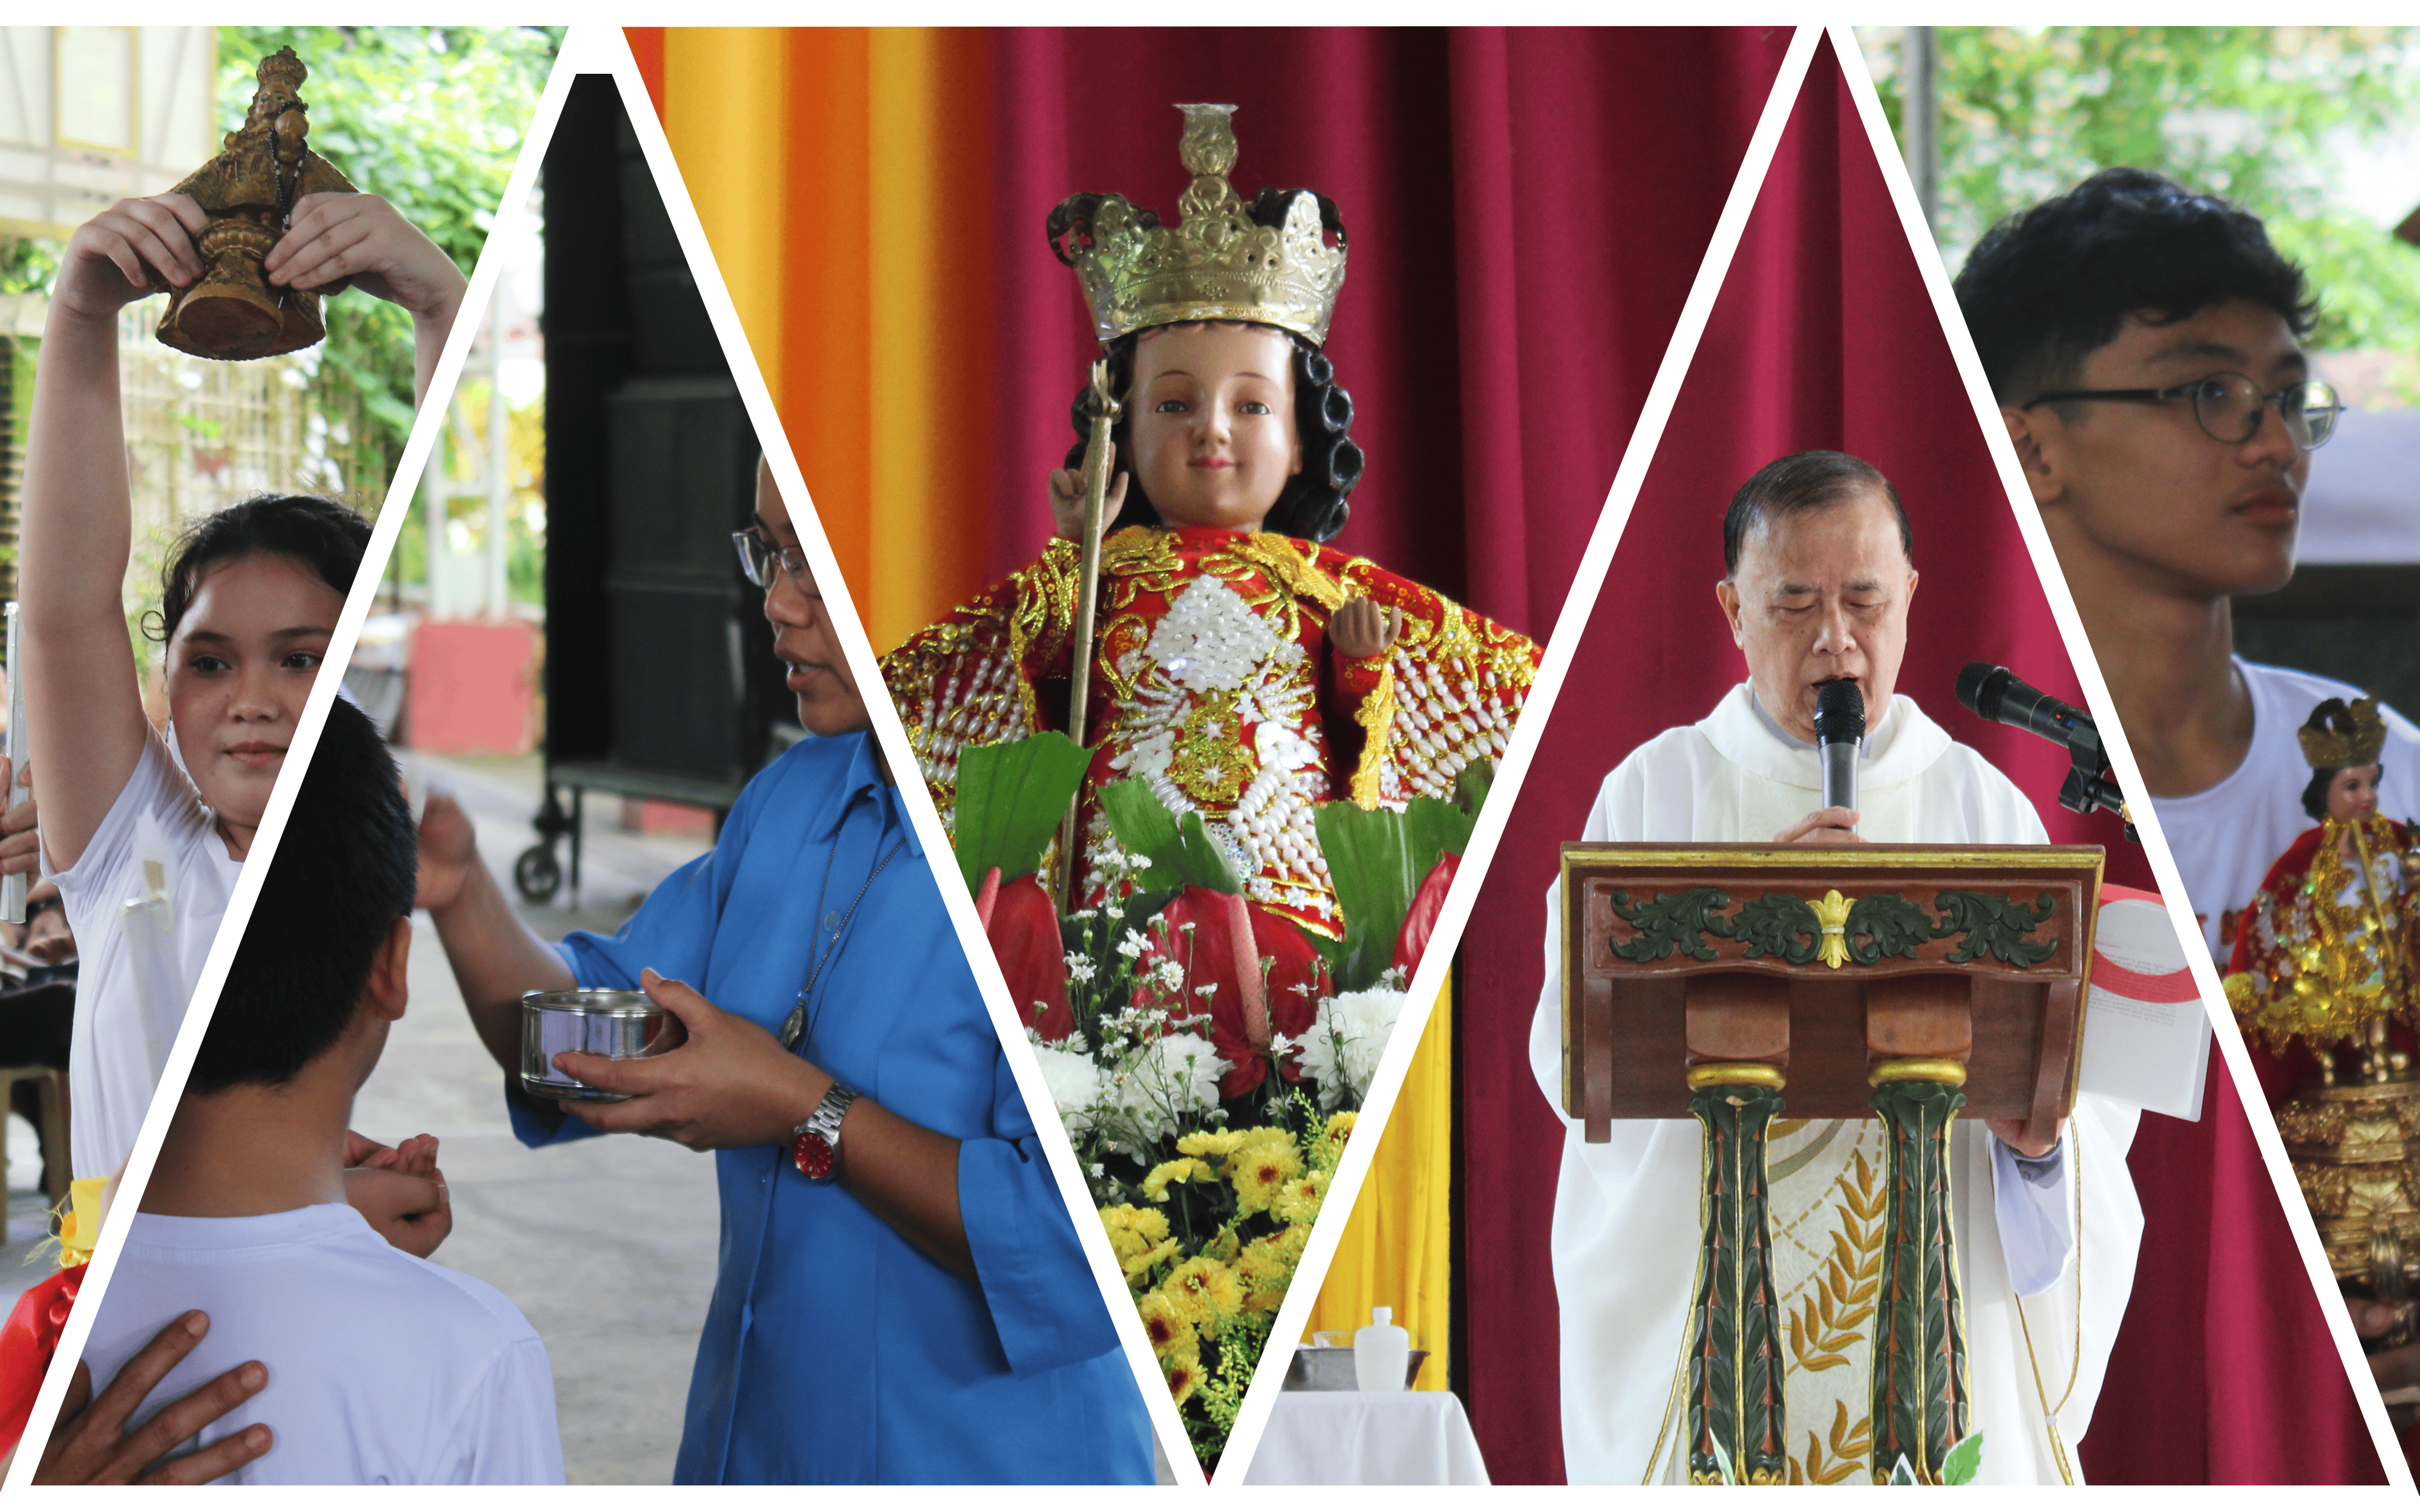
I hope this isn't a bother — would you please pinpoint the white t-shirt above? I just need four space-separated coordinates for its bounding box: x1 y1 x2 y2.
80 1204 564 1485
47 730 243 1179
2145 658 2420 961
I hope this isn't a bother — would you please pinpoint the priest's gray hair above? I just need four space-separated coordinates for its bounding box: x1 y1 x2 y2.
1722 450 1913 579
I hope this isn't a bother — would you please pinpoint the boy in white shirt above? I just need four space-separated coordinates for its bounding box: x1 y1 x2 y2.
1955 166 2419 959
76 700 564 1484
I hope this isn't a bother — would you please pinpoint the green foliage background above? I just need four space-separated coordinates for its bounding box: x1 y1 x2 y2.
216 25 562 486
1865 27 2420 354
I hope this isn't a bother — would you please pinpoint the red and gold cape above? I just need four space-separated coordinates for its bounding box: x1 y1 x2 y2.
881 524 1539 937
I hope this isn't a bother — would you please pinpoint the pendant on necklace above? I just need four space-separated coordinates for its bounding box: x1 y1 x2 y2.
779 1001 806 1052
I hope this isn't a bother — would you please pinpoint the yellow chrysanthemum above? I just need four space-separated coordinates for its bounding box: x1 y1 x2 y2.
1137 1289 1199 1359
1229 1140 1304 1217
1142 1156 1219 1201
1231 1124 1297 1156
1324 1110 1357 1150
1160 1254 1243 1324
1101 1204 1169 1244
1272 1167 1330 1226
1236 1234 1297 1315
1163 1340 1205 1406
1177 1129 1249 1159
1121 1236 1180 1286
1099 1205 1163 1268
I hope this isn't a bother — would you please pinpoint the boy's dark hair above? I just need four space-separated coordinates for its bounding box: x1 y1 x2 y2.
188 698 416 1094
1722 451 1912 578
1954 168 2318 405
149 494 370 644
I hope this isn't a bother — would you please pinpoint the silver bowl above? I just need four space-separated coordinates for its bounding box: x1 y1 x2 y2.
520 989 670 1102
1281 1344 1430 1391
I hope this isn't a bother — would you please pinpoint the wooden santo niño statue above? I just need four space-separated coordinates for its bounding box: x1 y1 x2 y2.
158 46 358 362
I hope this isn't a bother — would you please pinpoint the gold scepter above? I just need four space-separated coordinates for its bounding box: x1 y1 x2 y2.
1058 359 1122 910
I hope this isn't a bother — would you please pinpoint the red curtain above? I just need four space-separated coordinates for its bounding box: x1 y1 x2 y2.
982 27 1795 639
1454 37 2381 1485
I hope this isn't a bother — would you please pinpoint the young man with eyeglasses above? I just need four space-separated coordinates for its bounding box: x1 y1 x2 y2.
1956 166 2419 964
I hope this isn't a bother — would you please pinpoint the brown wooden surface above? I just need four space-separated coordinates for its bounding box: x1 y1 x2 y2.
1562 843 2102 1130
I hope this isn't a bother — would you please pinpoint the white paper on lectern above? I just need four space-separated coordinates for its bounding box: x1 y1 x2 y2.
2077 896 2212 1121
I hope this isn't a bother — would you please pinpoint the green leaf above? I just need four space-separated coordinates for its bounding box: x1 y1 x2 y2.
950 732 1094 897
1941 1430 1985 1486
1888 1453 1918 1487
1096 781 1240 898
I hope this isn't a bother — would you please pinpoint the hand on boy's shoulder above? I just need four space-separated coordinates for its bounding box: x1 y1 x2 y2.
342 1130 451 1259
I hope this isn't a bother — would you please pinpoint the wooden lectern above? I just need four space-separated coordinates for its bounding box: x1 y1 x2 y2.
1559 843 2104 1485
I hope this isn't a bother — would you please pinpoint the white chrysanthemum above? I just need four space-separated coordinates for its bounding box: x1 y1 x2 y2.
1106 1031 1229 1142
1297 988 1407 1110
1030 1041 1105 1136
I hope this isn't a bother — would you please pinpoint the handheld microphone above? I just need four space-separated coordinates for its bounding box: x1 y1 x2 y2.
1813 678 1865 827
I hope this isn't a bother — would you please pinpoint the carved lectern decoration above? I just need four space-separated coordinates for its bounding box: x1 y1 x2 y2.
159 47 358 361
1561 844 2103 1485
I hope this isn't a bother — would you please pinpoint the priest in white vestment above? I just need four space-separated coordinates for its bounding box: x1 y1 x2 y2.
1527 452 2144 1485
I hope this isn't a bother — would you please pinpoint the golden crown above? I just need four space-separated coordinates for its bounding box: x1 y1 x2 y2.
2300 696 2387 769
1048 104 1346 347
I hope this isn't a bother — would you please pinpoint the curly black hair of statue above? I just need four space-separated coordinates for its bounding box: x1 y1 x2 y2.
147 492 370 644
2300 697 2388 822
1048 187 1363 543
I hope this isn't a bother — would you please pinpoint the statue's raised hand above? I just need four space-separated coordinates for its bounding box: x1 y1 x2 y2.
54 195 208 322
1048 446 1129 543
1330 595 1403 662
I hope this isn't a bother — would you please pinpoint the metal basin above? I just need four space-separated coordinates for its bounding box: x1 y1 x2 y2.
1281 1345 1430 1391
520 988 672 1102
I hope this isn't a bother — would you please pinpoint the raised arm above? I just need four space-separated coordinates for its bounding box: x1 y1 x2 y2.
21 196 211 871
263 192 466 406
414 791 572 1075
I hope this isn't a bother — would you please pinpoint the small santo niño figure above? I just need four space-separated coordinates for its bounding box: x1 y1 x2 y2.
881 105 1539 939
158 45 358 361
2228 696 2420 1084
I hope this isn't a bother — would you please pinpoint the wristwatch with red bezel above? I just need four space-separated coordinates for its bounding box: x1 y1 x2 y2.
792 1082 858 1185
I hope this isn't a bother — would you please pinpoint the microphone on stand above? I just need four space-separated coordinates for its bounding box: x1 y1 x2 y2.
1955 663 2099 750
1813 678 1865 832
1955 661 2134 838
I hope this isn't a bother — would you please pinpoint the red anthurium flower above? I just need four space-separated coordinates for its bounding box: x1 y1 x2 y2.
981 869 1074 1043
1392 852 1460 979
1136 886 1324 1099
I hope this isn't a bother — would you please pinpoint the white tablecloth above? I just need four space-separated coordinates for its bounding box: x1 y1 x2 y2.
1244 1391 1492 1485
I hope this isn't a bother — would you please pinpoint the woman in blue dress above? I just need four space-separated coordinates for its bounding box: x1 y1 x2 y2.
411 459 1154 1484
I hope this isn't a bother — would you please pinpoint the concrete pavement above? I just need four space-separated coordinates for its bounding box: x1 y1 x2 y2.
351 752 720 1485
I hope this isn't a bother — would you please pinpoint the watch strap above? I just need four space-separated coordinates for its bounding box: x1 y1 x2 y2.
792 1081 858 1185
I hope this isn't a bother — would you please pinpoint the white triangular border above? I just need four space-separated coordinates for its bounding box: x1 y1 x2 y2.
1208 24 1830 1487
592 30 1209 1488
1 30 586 1491
1830 21 2414 1490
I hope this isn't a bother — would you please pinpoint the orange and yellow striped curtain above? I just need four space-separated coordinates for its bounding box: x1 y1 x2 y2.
1304 978 1454 1391
633 27 992 653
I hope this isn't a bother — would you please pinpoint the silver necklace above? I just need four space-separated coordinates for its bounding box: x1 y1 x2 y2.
779 803 908 1054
